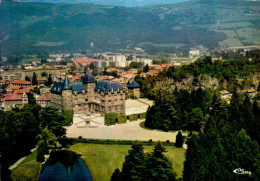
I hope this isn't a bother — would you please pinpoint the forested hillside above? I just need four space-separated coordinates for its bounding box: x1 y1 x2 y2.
1 0 260 55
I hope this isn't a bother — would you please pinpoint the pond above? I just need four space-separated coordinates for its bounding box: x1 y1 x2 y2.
39 150 92 181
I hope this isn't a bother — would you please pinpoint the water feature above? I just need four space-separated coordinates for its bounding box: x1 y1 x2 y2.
39 151 92 181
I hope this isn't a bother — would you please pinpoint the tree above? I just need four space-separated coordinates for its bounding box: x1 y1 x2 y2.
145 142 176 181
175 131 184 148
143 63 149 73
41 72 47 77
32 72 38 85
120 143 145 180
25 76 31 82
39 106 66 137
111 169 121 181
189 107 204 131
36 140 47 162
126 55 133 61
45 74 53 86
89 62 95 70
27 92 36 104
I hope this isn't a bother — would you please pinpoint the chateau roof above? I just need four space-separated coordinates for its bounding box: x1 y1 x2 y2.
95 80 124 93
83 73 96 84
63 76 70 90
50 80 86 94
127 79 140 89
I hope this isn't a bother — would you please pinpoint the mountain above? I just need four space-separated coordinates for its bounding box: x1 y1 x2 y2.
14 0 190 7
1 0 260 55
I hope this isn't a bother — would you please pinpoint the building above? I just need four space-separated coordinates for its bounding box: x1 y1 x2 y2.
245 89 257 98
1 92 28 111
37 94 51 107
50 74 125 114
189 49 200 57
11 80 32 88
21 67 60 80
219 90 232 99
127 79 141 98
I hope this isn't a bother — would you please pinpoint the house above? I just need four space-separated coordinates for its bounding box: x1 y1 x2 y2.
37 94 51 107
11 80 32 88
245 89 257 98
2 92 28 111
219 90 232 99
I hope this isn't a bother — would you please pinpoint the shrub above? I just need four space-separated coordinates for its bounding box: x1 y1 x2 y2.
105 112 127 125
129 114 138 121
139 113 146 119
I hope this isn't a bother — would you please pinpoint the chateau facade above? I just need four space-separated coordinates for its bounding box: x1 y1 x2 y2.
50 74 125 114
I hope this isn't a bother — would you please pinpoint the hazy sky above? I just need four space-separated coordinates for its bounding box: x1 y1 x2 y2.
14 0 190 7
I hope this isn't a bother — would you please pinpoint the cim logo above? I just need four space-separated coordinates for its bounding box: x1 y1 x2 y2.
233 168 251 175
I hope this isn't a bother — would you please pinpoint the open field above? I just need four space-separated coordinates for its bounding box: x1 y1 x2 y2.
69 143 186 181
10 143 185 181
10 151 41 181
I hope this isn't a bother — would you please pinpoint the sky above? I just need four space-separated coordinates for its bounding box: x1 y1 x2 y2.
14 0 190 7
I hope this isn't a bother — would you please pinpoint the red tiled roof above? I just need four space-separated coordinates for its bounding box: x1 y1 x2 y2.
0 97 5 102
5 93 23 101
220 90 230 95
37 78 46 81
37 94 51 101
12 80 32 85
71 74 83 81
74 58 97 64
6 86 21 91
13 88 31 94
246 89 256 93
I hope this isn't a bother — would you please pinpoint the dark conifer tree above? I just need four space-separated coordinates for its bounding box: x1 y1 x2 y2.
32 72 38 85
175 131 184 148
111 168 121 181
143 63 149 73
47 74 53 86
25 76 31 82
120 143 145 181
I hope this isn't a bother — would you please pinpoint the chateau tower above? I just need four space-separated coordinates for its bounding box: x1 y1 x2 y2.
82 74 96 102
62 76 73 110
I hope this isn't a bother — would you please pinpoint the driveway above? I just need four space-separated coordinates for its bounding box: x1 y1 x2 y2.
66 117 181 142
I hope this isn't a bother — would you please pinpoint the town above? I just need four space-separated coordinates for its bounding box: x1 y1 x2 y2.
1 0 260 180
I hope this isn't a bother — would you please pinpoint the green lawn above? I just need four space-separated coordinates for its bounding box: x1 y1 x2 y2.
69 143 186 181
11 151 41 181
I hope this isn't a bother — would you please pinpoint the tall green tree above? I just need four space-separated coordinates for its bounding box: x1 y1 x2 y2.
145 142 176 181
32 72 38 85
120 143 146 181
175 131 184 148
143 63 149 73
25 76 31 82
39 106 66 137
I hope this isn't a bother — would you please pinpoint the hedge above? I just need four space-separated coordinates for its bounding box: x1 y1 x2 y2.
128 112 146 121
105 112 127 126
105 112 147 125
58 137 175 147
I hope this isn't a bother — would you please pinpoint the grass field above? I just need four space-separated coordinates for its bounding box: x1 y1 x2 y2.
11 151 41 181
69 143 186 181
